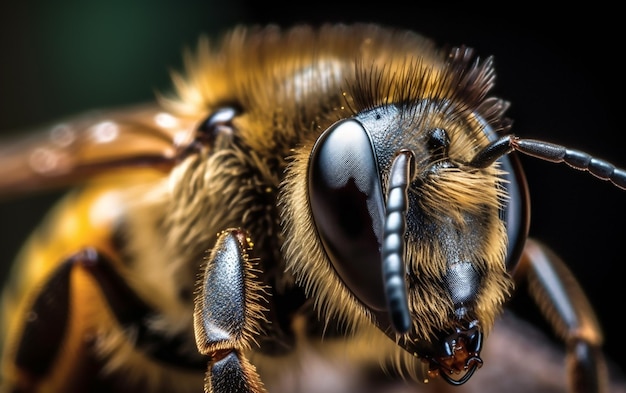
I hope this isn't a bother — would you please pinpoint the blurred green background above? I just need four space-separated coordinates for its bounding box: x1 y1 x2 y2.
0 0 623 377
0 1 240 128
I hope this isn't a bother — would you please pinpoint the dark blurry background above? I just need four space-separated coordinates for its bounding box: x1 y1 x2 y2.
0 0 623 376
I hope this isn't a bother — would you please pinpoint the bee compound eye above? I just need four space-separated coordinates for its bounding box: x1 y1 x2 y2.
308 119 387 311
196 106 240 147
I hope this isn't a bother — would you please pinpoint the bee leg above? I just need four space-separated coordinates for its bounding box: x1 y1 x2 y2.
193 228 267 393
9 254 74 388
517 238 608 393
7 247 155 391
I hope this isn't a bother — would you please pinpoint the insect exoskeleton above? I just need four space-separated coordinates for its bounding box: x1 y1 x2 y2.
0 23 624 393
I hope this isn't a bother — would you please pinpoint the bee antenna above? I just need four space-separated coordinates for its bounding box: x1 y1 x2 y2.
382 150 414 334
469 135 626 191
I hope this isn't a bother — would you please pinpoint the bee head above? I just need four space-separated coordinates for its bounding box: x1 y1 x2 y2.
271 32 528 385
304 102 518 384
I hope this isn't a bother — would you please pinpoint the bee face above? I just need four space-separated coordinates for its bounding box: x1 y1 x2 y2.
280 46 516 379
0 22 623 392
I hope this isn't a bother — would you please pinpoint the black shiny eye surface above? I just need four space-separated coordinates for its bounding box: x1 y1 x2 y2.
308 119 387 311
426 128 450 160
479 125 528 272
196 106 239 147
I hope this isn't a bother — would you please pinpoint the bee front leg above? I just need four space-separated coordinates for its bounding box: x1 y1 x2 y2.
193 228 268 393
517 238 608 393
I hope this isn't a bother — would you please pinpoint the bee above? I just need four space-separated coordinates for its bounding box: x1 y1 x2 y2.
0 23 625 393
